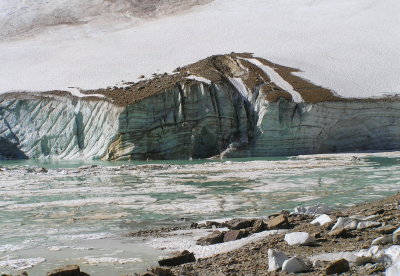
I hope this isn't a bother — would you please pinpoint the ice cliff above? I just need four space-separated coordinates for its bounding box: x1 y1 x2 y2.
1 54 399 160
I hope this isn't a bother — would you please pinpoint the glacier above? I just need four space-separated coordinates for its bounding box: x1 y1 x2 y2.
0 95 122 159
1 54 399 160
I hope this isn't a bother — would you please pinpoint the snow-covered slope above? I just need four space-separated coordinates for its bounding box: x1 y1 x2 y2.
1 0 399 98
0 0 211 38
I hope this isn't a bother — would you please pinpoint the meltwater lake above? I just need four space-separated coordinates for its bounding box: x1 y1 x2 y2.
1 152 400 275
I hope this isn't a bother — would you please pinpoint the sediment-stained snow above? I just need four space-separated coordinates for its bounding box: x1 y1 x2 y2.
0 0 399 98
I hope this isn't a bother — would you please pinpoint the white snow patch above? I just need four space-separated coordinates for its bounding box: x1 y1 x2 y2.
243 58 303 102
148 228 286 259
229 78 249 99
186 75 212 85
64 87 105 98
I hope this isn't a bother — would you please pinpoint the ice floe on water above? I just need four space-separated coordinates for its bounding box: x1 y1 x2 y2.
0 244 25 253
5 195 156 211
48 246 93 252
56 233 113 242
0 256 45 270
82 257 142 265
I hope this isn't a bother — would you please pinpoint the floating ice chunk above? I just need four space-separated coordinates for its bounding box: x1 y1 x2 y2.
82 257 142 264
0 244 25 252
48 246 93 251
311 214 332 226
57 232 112 241
0 257 45 270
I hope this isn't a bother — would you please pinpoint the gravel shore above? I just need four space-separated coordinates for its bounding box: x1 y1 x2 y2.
136 193 400 276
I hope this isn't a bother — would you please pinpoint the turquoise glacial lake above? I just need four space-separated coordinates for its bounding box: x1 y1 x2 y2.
0 152 400 275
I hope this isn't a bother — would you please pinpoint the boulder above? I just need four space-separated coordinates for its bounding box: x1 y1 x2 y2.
311 214 332 226
325 259 350 275
282 257 308 273
149 267 173 276
196 231 224 245
252 219 266 233
46 265 87 276
158 250 196 267
223 230 245 242
284 232 315 246
268 249 288 271
267 215 289 229
225 218 256 230
205 221 224 228
377 225 398 234
328 228 348 238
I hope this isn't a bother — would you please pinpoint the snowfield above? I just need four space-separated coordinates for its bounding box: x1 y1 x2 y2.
0 0 399 98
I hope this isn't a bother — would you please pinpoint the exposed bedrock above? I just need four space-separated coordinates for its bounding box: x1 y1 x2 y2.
1 54 399 160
